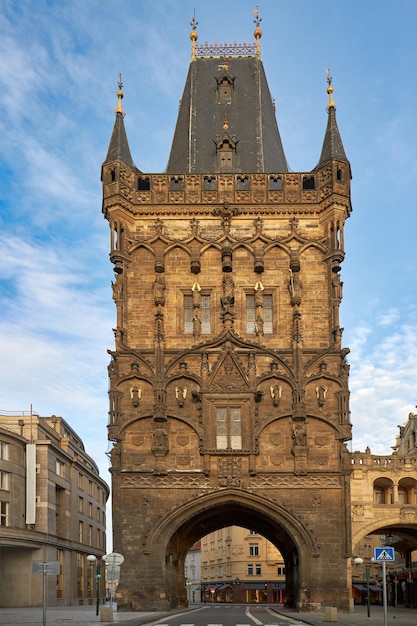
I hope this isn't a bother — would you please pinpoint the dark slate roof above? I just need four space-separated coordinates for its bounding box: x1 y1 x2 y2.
104 111 136 169
315 105 349 169
166 56 288 173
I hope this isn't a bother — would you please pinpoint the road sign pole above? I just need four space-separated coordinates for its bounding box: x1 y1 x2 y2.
382 561 387 626
42 562 47 626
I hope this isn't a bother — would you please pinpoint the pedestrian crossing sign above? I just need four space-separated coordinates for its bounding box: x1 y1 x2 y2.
374 547 395 562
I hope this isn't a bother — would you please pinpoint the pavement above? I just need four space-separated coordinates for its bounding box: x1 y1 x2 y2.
0 604 416 626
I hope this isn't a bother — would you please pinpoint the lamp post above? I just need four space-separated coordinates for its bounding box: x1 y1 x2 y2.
354 557 370 617
185 578 193 605
87 555 101 616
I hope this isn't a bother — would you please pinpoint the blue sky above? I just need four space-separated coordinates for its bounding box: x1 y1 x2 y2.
1 0 417 506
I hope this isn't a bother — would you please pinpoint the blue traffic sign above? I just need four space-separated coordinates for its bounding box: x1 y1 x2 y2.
374 547 395 562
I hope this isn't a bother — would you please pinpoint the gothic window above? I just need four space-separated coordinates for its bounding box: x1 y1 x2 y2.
216 407 242 450
236 175 249 190
336 167 342 181
170 176 184 190
138 176 150 190
268 175 282 190
218 77 232 102
246 294 273 334
302 175 315 190
203 176 217 190
218 140 234 170
184 294 211 334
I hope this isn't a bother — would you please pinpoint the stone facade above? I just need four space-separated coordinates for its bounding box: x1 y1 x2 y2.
0 412 109 607
103 38 355 607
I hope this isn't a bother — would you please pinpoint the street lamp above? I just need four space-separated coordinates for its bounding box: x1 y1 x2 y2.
354 557 370 617
87 555 101 616
185 578 193 605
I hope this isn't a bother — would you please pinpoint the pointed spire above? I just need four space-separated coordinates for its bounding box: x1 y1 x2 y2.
315 70 349 169
103 75 136 169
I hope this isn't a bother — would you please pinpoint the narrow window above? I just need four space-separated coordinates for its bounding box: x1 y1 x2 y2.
0 442 8 460
255 564 262 575
184 294 211 334
0 471 9 490
0 502 8 526
247 564 253 575
336 168 342 181
78 521 84 543
216 407 242 450
246 294 273 334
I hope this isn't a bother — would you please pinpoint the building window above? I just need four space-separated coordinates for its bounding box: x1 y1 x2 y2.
77 553 84 597
216 407 242 450
0 501 8 526
78 473 84 490
184 294 211 334
255 564 262 575
249 543 259 556
0 471 10 490
78 521 84 543
247 564 253 576
56 460 65 477
78 496 84 513
88 525 93 546
246 294 273 334
277 566 286 576
88 502 93 518
88 481 93 496
302 175 315 190
0 442 8 460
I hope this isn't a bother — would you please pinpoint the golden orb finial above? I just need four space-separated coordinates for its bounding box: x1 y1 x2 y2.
115 72 125 115
325 69 336 110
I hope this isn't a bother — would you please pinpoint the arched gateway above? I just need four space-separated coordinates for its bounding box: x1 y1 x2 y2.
102 14 353 612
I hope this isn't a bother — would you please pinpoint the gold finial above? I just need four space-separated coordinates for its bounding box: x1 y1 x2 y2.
252 6 262 56
325 68 336 110
223 115 229 130
190 9 199 59
115 72 125 115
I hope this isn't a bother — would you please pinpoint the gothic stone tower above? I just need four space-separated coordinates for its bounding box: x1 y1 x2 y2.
102 16 353 612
